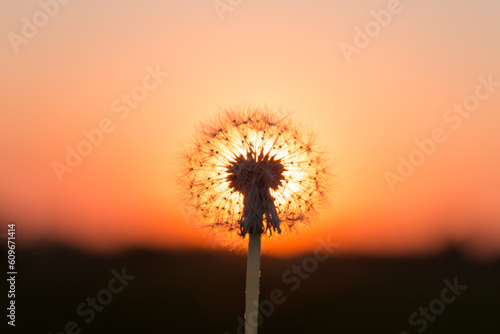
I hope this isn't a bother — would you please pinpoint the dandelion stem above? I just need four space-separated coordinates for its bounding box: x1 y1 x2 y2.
245 232 261 334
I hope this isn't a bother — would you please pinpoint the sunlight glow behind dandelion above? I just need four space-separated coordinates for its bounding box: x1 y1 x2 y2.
183 105 328 245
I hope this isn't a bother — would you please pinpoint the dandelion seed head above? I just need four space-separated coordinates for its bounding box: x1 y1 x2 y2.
181 104 328 246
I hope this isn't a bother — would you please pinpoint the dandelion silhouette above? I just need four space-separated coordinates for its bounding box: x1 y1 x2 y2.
183 105 327 333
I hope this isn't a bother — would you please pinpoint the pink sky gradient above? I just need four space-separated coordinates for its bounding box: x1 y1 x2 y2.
1 0 500 260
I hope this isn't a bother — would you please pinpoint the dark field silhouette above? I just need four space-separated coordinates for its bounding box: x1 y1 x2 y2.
10 245 500 333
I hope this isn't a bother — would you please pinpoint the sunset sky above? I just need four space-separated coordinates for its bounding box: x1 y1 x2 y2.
1 0 499 260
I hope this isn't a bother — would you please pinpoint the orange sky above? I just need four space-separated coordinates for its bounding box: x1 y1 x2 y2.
1 0 500 260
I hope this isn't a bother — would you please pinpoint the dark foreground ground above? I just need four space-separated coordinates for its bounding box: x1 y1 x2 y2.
4 245 500 334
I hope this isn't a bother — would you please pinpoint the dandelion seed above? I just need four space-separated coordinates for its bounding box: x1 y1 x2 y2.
183 105 327 241
181 104 328 334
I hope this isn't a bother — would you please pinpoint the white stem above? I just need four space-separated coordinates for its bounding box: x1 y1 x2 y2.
245 233 261 334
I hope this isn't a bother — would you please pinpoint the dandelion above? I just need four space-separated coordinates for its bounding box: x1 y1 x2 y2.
182 104 328 333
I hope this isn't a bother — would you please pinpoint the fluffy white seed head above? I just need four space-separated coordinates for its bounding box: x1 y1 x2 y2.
181 104 328 246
